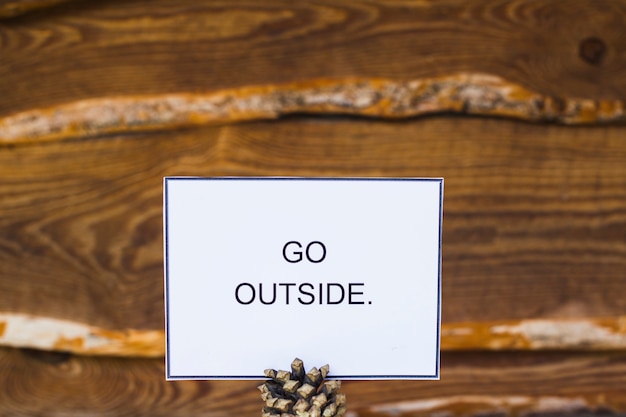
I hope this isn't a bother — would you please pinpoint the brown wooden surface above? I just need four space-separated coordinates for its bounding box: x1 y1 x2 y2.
1 347 625 416
2 1 626 414
2 0 626 119
1 117 625 334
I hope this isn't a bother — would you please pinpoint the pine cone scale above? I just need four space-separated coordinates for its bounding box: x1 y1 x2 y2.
258 359 346 417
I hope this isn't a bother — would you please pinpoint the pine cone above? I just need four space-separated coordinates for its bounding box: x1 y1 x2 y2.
258 358 346 417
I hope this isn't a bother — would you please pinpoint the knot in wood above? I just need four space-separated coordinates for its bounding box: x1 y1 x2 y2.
579 37 606 66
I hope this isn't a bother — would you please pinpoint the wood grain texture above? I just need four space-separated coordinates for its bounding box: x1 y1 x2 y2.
1 348 625 416
2 0 626 118
1 117 625 335
0 0 75 18
2 74 625 144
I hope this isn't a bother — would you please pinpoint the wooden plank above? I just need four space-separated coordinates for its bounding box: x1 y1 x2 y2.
2 0 626 118
1 117 625 344
1 348 625 416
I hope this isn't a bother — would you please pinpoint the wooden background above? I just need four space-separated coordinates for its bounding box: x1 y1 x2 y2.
1 0 626 415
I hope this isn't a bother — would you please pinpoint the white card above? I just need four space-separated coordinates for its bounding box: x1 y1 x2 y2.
164 177 443 380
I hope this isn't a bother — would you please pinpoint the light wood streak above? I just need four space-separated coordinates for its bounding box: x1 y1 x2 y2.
3 313 626 356
1 75 625 145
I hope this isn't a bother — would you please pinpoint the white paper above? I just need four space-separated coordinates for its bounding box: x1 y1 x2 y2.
164 177 443 380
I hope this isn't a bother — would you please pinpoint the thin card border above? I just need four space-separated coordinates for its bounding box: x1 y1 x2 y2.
164 177 443 380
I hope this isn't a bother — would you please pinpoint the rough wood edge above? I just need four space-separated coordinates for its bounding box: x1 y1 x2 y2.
2 313 626 357
441 316 626 350
1 73 624 145
364 395 605 417
0 313 164 357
